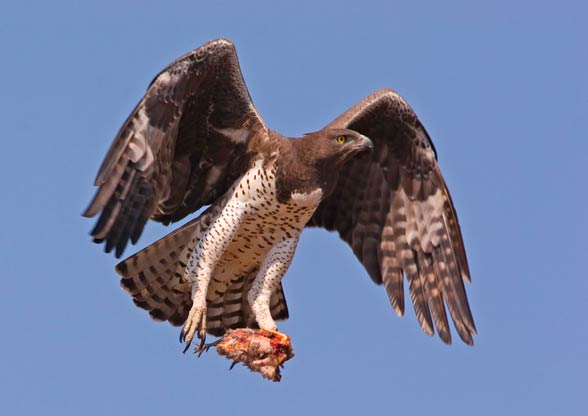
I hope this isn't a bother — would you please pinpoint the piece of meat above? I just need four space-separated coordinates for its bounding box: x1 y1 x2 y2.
214 328 295 382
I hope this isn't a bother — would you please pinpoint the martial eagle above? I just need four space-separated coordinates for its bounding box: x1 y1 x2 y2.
84 38 476 352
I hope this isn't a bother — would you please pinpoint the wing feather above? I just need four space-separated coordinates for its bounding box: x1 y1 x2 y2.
84 38 267 257
309 89 475 344
380 211 404 316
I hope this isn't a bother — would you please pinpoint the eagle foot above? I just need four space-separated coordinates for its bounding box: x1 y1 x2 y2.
180 306 206 353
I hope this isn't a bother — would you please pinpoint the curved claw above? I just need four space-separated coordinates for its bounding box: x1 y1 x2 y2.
182 338 192 354
196 338 223 357
197 332 207 351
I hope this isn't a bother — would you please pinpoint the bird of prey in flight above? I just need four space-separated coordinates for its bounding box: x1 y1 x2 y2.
84 38 476 353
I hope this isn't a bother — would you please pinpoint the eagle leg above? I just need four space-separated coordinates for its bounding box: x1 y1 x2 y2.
181 197 247 352
248 237 298 330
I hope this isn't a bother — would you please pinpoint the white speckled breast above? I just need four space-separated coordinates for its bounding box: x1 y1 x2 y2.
206 159 321 300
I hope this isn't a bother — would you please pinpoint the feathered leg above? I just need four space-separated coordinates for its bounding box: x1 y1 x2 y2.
248 237 298 331
180 199 246 352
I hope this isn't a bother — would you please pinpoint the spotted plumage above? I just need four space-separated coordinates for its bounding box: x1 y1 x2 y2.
85 38 476 350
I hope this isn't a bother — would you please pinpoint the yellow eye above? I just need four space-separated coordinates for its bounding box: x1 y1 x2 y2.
336 135 347 144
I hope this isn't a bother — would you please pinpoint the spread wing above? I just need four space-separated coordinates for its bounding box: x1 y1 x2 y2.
84 39 267 257
308 89 476 345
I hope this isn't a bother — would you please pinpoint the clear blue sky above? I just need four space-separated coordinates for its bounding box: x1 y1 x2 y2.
1 1 586 415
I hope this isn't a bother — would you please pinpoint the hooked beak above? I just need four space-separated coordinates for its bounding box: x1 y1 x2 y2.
357 134 373 152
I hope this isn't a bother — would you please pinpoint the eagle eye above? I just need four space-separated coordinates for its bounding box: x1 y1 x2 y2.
336 135 347 144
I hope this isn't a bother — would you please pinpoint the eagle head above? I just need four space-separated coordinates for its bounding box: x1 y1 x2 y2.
275 129 373 202
286 128 373 198
305 128 373 170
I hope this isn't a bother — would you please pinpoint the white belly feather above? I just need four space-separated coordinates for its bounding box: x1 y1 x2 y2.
205 159 321 300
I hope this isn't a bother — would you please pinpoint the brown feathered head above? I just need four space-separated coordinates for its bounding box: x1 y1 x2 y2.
303 128 373 169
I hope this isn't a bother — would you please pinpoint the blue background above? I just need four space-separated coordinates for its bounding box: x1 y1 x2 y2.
1 1 586 415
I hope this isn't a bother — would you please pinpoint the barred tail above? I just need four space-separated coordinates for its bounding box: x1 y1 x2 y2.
115 209 214 326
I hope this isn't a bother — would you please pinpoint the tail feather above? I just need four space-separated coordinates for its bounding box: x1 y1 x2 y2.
270 282 289 321
116 211 213 326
